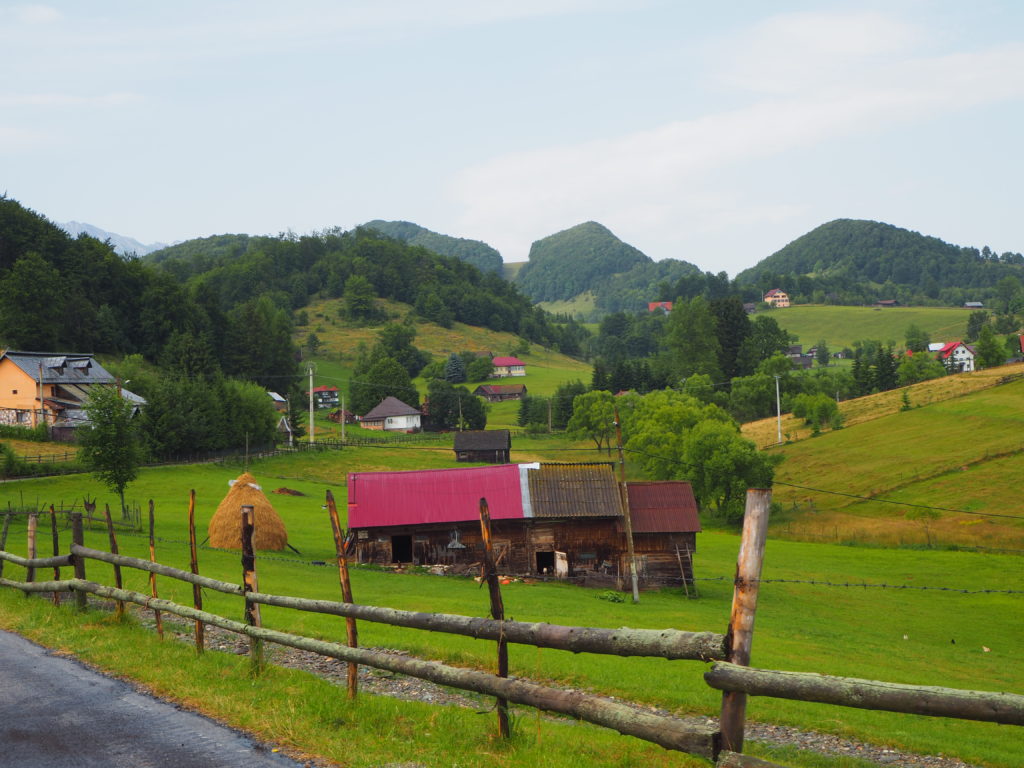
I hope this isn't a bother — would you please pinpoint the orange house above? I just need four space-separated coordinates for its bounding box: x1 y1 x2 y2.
0 350 127 431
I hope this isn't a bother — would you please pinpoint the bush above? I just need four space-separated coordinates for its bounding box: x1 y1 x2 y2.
0 423 50 442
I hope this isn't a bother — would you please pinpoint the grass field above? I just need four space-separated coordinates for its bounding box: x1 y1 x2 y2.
766 305 973 348
0 445 1022 766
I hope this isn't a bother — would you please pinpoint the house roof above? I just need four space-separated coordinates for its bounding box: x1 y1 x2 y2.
647 301 673 312
267 391 287 403
526 463 623 519
347 464 525 528
361 396 420 420
310 385 338 394
626 482 701 533
347 462 624 528
453 430 511 451
764 289 786 297
491 356 525 367
939 341 974 359
1 350 115 386
473 384 527 396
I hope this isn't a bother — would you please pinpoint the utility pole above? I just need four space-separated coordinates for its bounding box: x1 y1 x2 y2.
614 406 640 603
307 362 316 445
341 393 346 441
774 374 782 445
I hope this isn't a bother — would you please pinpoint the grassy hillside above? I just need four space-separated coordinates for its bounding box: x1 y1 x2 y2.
0 450 1021 767
536 292 598 319
766 305 972 348
762 373 1024 549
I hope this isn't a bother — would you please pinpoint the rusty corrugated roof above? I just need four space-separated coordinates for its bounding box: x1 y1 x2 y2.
526 463 623 518
626 481 701 533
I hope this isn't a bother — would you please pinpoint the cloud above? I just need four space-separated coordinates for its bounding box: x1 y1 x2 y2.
449 10 1024 262
0 92 139 107
12 5 62 24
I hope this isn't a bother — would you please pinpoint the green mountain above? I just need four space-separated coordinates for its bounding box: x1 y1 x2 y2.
515 222 651 302
362 220 502 275
737 219 1024 305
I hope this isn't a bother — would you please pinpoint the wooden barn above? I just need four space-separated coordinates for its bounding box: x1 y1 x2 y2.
346 463 700 587
453 430 511 463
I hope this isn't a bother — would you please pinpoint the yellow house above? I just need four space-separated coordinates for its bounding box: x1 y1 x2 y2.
0 350 122 430
763 289 790 308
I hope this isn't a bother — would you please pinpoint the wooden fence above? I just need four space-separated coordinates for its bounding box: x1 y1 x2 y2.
0 491 1020 768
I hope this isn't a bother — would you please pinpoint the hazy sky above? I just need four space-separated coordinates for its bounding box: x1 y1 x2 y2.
3 1 1023 275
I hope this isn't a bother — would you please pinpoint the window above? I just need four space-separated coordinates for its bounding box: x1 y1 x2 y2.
11 389 17 395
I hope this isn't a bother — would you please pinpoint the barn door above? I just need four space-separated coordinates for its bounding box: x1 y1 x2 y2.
554 550 568 579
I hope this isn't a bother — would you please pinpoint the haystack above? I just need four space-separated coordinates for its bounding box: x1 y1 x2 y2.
208 472 289 551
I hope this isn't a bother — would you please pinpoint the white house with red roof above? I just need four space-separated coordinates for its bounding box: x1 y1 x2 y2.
938 341 975 373
763 289 790 307
491 356 526 377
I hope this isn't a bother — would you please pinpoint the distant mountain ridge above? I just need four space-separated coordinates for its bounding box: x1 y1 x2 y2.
58 221 169 257
362 220 503 274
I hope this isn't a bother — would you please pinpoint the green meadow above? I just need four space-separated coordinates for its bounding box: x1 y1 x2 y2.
767 305 973 348
0 447 1021 767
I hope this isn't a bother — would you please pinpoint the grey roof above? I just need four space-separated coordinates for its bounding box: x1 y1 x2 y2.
527 463 624 519
453 430 511 451
361 396 420 421
1 350 115 385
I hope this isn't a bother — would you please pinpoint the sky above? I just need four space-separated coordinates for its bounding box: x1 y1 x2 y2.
3 1 1023 276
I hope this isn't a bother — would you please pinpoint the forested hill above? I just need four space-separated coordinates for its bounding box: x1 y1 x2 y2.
515 222 652 302
737 219 1024 305
361 220 502 275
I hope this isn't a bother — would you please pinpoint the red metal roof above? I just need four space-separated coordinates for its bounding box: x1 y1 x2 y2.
310 385 339 393
626 481 701 533
347 465 525 528
491 356 524 367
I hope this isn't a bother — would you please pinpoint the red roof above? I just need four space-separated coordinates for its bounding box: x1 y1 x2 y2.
310 385 338 393
764 289 785 297
491 356 524 367
347 465 525 528
938 341 974 359
647 301 673 312
626 482 701 533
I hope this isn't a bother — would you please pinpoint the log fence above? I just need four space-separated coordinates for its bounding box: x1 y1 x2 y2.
0 488 1021 768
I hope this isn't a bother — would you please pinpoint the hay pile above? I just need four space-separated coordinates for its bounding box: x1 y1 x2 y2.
208 472 289 551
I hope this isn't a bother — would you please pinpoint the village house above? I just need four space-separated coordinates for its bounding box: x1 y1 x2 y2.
0 350 145 438
359 396 421 432
267 391 288 412
490 356 526 377
309 385 340 409
647 301 673 313
472 383 527 403
763 289 790 308
938 341 976 373
453 430 511 463
346 463 700 587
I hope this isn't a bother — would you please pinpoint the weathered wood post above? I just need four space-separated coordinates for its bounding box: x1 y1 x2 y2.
613 406 640 603
102 503 125 619
479 497 510 738
0 512 10 578
148 500 163 638
71 512 87 611
241 504 264 675
26 512 38 588
187 489 205 653
325 490 358 698
719 488 772 754
49 505 61 605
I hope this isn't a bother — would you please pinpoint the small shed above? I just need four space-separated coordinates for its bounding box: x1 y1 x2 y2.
453 430 511 463
472 384 527 403
625 481 701 585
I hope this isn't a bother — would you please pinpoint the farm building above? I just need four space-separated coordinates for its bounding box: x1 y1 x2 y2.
359 396 421 432
453 430 511 463
491 356 526 377
346 463 700 586
472 383 527 402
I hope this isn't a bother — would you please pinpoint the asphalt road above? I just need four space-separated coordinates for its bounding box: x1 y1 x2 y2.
0 629 312 768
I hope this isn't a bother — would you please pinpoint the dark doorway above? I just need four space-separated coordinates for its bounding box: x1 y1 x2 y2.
535 551 555 574
391 535 412 563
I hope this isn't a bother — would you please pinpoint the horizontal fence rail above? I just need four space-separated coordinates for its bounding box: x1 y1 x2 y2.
0 574 720 758
704 662 1024 726
0 551 73 569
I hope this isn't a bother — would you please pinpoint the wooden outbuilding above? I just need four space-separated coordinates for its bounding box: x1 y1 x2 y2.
347 463 700 587
472 384 527 403
453 430 511 463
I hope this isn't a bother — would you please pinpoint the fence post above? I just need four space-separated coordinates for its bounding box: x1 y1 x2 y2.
71 512 87 611
325 490 358 699
187 489 205 654
719 488 772 755
148 500 163 638
102 504 125 619
479 497 510 739
241 504 264 675
49 505 61 606
0 512 10 579
26 512 38 588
